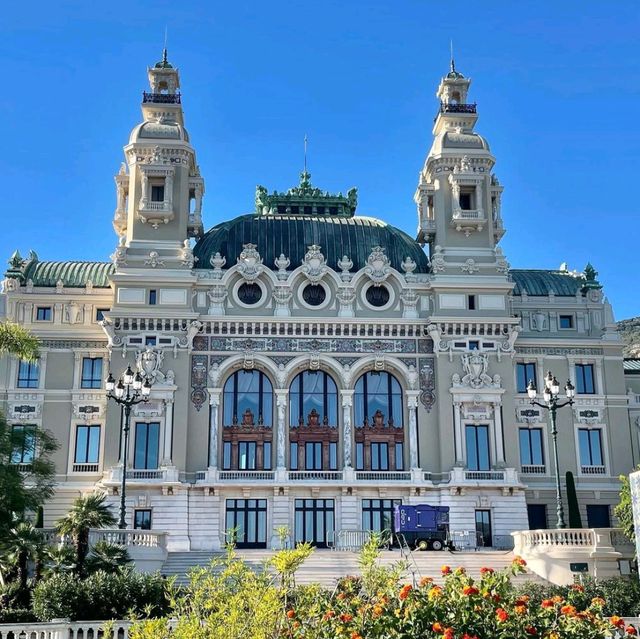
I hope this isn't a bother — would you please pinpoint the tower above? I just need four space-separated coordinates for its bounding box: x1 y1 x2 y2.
112 49 204 261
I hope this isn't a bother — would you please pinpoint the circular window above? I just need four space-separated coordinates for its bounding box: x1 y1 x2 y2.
237 283 262 305
365 285 390 308
302 284 327 306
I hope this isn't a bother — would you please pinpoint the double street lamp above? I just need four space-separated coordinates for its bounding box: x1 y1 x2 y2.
105 365 152 529
527 371 575 529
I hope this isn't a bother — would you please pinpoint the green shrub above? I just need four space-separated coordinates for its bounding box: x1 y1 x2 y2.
0 607 36 623
32 568 169 621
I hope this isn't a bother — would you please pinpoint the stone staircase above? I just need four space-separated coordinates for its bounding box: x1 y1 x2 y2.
161 548 549 587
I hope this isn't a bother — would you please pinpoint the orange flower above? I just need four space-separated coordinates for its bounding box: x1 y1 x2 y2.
626 626 638 636
432 622 444 632
337 592 347 600
322 610 335 621
525 627 537 636
515 598 529 608
480 567 495 575
571 584 585 592
462 585 479 596
515 605 527 615
513 556 527 567
351 633 362 639
340 613 353 623
372 604 384 618
560 605 577 617
591 597 606 607
462 635 479 639
419 576 434 587
399 584 413 600
443 629 455 639
611 616 626 629
428 585 443 600
551 596 564 604
292 621 300 630
541 599 554 609
441 565 452 575
455 566 466 575
286 610 296 619
496 608 509 622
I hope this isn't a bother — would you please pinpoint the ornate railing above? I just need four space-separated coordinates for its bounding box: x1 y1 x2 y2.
125 469 165 480
452 209 484 220
218 470 275 481
89 529 166 548
581 465 606 475
464 470 505 481
288 470 343 481
355 471 412 481
440 102 477 114
142 91 181 104
520 464 546 475
72 462 100 473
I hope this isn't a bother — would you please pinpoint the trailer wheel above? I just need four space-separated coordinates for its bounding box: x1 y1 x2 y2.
416 540 429 551
431 539 444 551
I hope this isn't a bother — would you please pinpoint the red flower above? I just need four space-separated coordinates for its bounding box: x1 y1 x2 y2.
561 605 577 617
441 565 452 575
626 626 638 636
399 584 413 600
322 610 335 621
462 585 479 596
443 629 455 639
286 610 296 619
525 627 537 636
480 567 495 575
496 608 509 622
611 616 626 629
340 613 353 623
462 634 479 639
571 584 585 592
512 556 527 567
351 633 362 639
541 599 554 609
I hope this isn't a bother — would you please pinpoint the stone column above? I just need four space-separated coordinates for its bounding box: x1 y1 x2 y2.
165 173 174 208
208 392 221 469
162 400 174 465
407 392 420 469
341 391 354 468
493 401 505 465
275 390 287 469
453 401 464 464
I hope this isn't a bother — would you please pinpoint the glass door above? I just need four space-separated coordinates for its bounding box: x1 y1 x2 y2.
294 499 335 548
225 499 268 548
475 509 492 547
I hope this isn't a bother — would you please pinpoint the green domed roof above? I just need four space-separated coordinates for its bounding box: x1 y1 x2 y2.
194 213 429 274
510 268 600 296
194 174 429 274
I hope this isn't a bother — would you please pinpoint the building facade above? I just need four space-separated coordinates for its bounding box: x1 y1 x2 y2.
0 53 635 551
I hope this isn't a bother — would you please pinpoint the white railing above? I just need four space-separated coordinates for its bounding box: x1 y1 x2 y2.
464 470 505 481
143 201 168 211
520 464 546 475
88 529 167 548
72 462 100 473
0 619 133 639
581 465 606 475
452 209 484 220
218 470 275 481
430 319 519 337
288 470 343 481
517 528 596 549
125 469 165 480
332 529 374 551
355 471 412 481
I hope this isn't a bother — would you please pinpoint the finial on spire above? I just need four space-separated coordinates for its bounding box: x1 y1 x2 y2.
450 39 455 73
304 134 308 174
163 26 168 62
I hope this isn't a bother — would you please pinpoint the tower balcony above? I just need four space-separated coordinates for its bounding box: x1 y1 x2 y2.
451 208 486 235
440 102 477 114
138 200 175 227
142 92 181 104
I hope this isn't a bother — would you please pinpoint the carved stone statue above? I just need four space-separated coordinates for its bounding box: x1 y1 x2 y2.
136 346 165 384
65 301 82 324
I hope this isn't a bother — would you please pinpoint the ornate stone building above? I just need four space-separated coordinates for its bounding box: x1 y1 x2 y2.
0 53 634 550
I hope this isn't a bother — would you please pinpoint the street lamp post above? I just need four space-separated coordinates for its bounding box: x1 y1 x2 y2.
527 371 575 529
105 365 152 529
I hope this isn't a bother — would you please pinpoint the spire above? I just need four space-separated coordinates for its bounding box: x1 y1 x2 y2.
450 39 456 74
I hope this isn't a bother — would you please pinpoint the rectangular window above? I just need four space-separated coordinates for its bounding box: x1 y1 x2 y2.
305 442 322 470
238 441 257 470
17 361 39 388
559 315 574 329
475 509 492 547
362 498 401 533
222 441 232 470
575 364 596 394
263 441 272 470
395 443 404 470
134 509 152 530
151 184 165 202
466 424 490 471
74 425 101 464
355 442 364 471
578 428 604 468
519 428 544 466
468 340 480 351
11 424 36 464
371 442 389 471
586 504 611 528
81 357 103 389
468 295 476 310
459 192 472 210
148 290 157 305
329 442 337 471
133 422 160 470
95 308 108 322
36 306 52 321
290 442 298 470
516 362 537 394
527 504 547 530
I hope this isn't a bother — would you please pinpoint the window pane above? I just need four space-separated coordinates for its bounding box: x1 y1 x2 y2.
380 443 389 470
371 443 380 470
589 430 603 466
223 442 231 469
530 429 543 465
329 442 337 470
290 442 298 470
147 423 159 469
466 426 478 470
578 429 591 466
263 442 272 470
395 443 404 470
75 426 89 463
356 443 364 470
134 424 147 469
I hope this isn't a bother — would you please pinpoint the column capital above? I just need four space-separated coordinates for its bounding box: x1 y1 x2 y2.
208 388 222 406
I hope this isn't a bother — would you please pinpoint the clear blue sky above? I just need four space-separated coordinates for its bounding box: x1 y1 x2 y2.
2 1 639 319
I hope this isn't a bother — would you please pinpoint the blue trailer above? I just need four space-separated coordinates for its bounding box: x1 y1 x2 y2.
393 504 451 551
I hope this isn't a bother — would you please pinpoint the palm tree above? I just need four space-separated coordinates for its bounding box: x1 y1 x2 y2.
56 493 116 575
1 521 45 596
85 540 132 574
0 321 39 362
42 545 76 577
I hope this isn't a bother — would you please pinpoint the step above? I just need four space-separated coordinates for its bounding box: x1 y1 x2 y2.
161 549 548 587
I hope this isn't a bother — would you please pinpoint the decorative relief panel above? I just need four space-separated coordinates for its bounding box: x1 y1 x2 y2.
516 347 603 356
418 358 436 411
206 337 418 354
190 354 208 411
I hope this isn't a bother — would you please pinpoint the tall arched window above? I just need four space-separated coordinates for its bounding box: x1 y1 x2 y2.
354 371 404 472
222 370 273 471
289 370 339 471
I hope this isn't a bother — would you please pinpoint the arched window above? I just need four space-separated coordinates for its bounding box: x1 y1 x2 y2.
354 371 404 472
221 370 273 471
289 370 339 471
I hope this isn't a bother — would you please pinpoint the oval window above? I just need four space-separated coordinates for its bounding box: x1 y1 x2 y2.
237 283 262 305
302 284 326 306
365 285 390 307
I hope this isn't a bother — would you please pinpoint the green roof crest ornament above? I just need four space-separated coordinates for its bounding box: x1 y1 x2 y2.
582 262 602 292
8 250 24 269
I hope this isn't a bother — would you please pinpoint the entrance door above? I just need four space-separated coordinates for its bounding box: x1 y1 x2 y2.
475 509 492 547
362 499 401 533
225 499 268 548
294 499 335 548
527 504 547 530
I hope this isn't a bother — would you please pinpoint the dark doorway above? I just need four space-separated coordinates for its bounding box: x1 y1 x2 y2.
225 499 268 548
475 509 492 547
527 504 548 530
294 499 335 548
